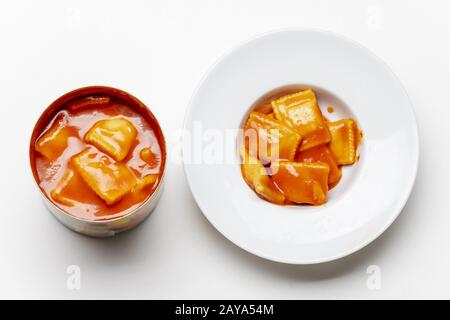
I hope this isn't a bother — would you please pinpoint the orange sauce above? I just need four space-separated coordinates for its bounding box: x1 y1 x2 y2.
327 106 334 113
30 88 165 221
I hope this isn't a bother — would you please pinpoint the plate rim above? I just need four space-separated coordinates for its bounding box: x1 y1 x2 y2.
182 28 420 264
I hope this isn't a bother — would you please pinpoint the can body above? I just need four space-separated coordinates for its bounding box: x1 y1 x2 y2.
41 179 164 237
30 86 166 237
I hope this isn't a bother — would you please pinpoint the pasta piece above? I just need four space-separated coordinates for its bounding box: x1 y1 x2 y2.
140 147 159 168
68 95 111 111
239 147 285 204
328 119 360 165
35 112 78 160
296 145 341 188
244 112 301 163
50 168 80 207
72 148 137 205
272 89 330 151
50 167 99 207
85 118 137 162
271 161 329 205
266 112 275 119
132 174 158 198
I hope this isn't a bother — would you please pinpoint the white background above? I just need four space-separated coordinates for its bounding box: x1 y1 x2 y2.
0 0 448 299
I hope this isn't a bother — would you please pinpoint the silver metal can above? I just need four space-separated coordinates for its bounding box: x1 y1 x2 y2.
29 86 166 237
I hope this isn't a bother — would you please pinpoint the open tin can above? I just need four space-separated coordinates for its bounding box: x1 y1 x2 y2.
29 86 166 237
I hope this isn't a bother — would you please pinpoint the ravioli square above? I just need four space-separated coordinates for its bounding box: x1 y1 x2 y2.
328 119 360 165
240 147 285 204
296 145 341 188
68 95 111 111
140 147 160 169
35 112 78 160
272 89 330 151
271 161 329 205
50 167 102 207
244 112 301 163
72 148 137 205
85 118 137 162
133 174 158 196
50 168 81 207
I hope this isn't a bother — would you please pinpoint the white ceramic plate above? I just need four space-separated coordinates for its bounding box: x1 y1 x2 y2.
183 29 419 264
